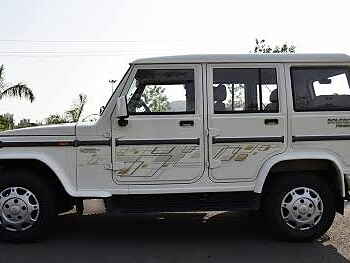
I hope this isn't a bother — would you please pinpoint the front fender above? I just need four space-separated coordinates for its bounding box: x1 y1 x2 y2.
254 151 345 197
0 151 111 198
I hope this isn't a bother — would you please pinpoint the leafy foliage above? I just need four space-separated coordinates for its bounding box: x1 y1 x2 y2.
45 93 87 125
0 65 35 102
254 38 296 54
65 93 87 122
0 113 14 131
227 84 245 109
46 114 68 125
141 86 169 112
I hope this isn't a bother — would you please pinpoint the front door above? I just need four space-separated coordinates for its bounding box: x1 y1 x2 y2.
112 64 205 184
206 63 287 182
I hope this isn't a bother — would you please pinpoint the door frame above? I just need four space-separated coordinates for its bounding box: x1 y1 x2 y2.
205 62 288 183
111 63 207 185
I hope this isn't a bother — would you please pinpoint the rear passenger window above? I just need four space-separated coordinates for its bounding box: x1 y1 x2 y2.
213 68 278 113
291 67 350 111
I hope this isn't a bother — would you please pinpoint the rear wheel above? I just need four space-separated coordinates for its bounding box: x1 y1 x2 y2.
263 174 336 241
0 169 56 242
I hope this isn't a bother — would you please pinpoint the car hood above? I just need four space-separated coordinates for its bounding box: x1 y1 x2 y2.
0 123 76 137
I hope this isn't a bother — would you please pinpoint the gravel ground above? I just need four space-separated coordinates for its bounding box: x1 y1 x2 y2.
0 200 349 263
326 209 350 259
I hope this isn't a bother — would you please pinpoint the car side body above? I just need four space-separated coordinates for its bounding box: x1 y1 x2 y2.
1 53 350 241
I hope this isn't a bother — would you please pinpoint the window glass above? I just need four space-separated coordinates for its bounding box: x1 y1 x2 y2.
127 69 195 114
291 67 350 111
213 68 278 113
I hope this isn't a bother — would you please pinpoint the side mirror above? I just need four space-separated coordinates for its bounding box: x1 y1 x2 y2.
116 96 129 126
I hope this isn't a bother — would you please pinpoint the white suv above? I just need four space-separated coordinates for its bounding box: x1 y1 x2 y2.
1 53 350 242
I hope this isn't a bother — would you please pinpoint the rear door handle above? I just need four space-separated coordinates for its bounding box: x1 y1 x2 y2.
264 118 279 125
179 120 194 127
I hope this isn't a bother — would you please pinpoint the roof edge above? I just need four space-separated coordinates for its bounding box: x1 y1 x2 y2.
131 53 350 65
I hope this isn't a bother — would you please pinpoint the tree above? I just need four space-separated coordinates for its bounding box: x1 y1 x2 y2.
0 113 14 131
254 38 296 54
141 86 169 112
227 84 245 110
65 93 87 122
45 93 88 125
46 114 67 125
0 65 34 102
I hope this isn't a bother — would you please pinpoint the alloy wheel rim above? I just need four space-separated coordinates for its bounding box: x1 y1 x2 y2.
0 187 40 232
280 187 323 231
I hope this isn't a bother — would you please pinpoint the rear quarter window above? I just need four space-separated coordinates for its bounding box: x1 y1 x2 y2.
291 67 350 111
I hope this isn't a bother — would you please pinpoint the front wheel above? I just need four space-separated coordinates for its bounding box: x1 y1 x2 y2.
263 174 336 242
0 169 56 242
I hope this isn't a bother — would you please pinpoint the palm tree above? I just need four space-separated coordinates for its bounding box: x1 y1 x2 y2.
0 64 34 102
65 93 87 122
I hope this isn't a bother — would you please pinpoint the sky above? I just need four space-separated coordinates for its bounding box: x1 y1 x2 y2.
0 0 350 123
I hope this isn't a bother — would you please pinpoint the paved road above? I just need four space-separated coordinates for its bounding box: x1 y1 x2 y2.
0 201 349 263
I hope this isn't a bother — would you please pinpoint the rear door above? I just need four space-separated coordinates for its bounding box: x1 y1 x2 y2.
287 64 350 167
112 64 205 184
206 63 287 182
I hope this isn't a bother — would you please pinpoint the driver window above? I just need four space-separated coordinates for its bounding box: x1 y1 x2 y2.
127 68 195 115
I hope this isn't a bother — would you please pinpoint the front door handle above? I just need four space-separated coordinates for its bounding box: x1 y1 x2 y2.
264 118 279 125
179 120 194 127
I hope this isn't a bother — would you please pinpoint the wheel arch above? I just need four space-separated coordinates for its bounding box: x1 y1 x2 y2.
0 153 76 197
0 152 111 198
254 152 345 197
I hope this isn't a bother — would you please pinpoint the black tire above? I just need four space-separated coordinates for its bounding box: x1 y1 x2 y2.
262 174 336 242
0 168 56 242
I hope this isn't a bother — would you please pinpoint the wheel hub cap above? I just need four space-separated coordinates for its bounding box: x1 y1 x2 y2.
0 187 40 232
10 205 21 215
280 187 323 230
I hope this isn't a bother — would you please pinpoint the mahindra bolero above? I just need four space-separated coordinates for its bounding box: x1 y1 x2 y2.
1 54 350 242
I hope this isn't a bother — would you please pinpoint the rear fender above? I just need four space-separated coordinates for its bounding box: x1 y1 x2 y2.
254 151 345 197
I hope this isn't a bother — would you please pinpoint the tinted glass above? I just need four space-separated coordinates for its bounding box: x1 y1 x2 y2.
291 67 350 111
213 68 278 113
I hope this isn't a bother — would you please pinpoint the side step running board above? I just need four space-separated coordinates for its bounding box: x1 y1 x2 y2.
105 192 261 214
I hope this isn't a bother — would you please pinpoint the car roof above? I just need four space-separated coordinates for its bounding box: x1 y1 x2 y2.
131 53 350 65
